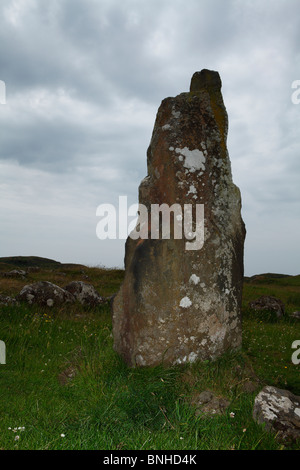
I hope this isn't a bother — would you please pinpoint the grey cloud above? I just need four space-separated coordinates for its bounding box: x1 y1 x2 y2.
0 0 299 274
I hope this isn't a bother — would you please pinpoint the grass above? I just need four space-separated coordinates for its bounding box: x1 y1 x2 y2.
0 262 299 450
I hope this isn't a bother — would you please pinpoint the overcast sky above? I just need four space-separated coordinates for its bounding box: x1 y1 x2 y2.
0 0 299 276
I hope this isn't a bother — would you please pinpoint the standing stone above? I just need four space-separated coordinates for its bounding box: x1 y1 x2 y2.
113 70 246 367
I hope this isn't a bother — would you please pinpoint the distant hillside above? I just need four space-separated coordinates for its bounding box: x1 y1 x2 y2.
0 256 85 270
244 273 293 284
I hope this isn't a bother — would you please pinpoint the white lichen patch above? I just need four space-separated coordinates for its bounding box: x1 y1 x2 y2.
180 296 192 308
136 355 146 366
189 274 200 285
187 184 197 195
162 124 171 131
188 352 197 363
175 147 206 173
173 351 197 365
172 108 181 119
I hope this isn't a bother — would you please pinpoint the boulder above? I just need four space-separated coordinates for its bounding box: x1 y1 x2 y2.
253 386 300 442
290 311 300 320
0 295 18 306
113 70 246 367
64 281 104 306
17 281 75 307
249 295 285 318
3 269 26 279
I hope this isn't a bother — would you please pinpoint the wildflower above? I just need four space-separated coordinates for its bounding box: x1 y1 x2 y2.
15 435 20 441
243 428 247 433
230 412 235 418
60 433 65 438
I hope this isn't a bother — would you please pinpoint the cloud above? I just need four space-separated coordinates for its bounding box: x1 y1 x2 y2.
0 0 299 274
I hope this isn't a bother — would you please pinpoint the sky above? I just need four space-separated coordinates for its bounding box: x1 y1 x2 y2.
0 0 299 276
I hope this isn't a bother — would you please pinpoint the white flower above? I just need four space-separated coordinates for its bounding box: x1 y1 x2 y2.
60 433 65 438
15 435 20 441
230 412 235 418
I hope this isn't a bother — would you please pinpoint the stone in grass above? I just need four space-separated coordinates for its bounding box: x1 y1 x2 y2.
3 269 27 279
248 295 285 318
253 386 300 442
0 295 18 306
290 311 300 320
17 281 75 307
64 281 105 307
191 391 230 417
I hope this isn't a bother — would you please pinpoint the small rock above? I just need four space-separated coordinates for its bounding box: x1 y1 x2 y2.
64 281 104 306
57 365 78 386
191 390 214 406
0 295 18 306
17 281 75 307
3 269 27 279
242 379 260 394
253 386 300 442
249 295 285 318
191 391 230 417
27 266 40 273
290 311 300 320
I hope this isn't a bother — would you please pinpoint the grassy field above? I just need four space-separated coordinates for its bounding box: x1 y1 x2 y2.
0 259 299 450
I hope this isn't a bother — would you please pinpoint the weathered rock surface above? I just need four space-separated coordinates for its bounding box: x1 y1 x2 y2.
64 281 104 306
253 386 300 442
2 269 27 279
191 390 230 417
0 295 18 306
249 295 285 318
17 281 75 307
113 69 246 367
290 311 300 320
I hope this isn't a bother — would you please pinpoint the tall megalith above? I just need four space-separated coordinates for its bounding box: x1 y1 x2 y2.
112 70 246 367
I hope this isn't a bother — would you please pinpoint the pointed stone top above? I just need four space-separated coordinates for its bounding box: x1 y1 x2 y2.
190 69 222 93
